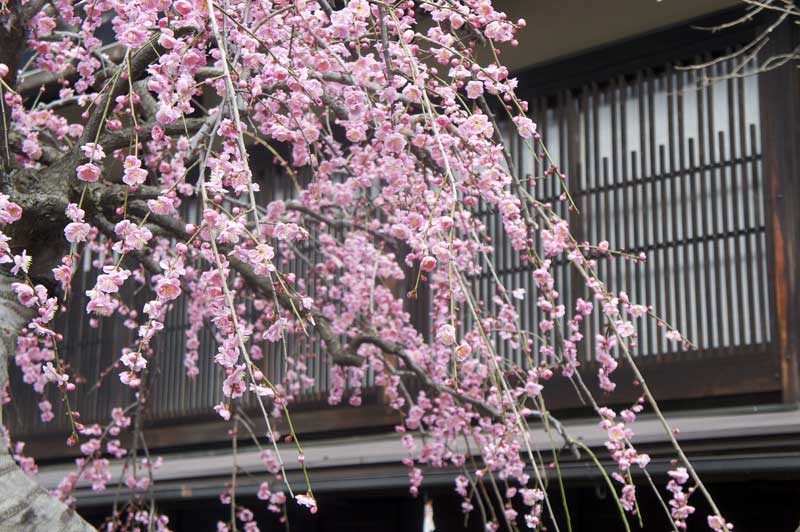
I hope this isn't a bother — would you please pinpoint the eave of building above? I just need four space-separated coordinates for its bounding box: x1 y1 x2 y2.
35 404 800 505
488 0 741 72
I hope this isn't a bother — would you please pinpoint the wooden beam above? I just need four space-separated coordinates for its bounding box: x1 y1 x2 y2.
21 402 401 461
759 21 800 404
543 348 781 411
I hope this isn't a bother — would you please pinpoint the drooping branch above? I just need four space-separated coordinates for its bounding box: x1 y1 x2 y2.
349 334 504 418
126 201 364 366
346 333 575 451
134 200 578 449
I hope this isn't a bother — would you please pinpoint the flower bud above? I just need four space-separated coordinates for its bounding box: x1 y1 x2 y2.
420 255 437 272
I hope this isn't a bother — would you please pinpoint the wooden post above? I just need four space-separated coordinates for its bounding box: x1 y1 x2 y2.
759 22 800 404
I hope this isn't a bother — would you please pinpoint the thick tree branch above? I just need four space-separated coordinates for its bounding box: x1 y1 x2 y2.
133 81 159 121
99 118 207 153
21 0 50 22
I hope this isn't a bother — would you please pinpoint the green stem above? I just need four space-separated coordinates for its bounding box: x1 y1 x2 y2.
537 396 573 532
573 439 632 532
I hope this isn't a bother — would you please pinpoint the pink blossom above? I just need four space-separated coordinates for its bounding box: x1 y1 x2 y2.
42 362 68 385
119 371 141 388
513 116 537 138
436 324 456 346
455 343 471 361
52 263 73 291
147 196 176 215
86 289 118 316
123 166 148 187
38 400 54 422
485 20 514 41
64 222 91 242
669 467 690 484
76 163 101 182
0 200 21 223
156 278 181 301
295 493 318 513
174 0 192 15
95 267 130 293
708 516 733 531
384 133 406 153
65 203 85 222
12 282 37 307
120 348 147 372
257 482 271 500
222 365 246 398
665 329 683 343
80 143 105 161
214 403 231 420
11 251 31 275
466 81 484 99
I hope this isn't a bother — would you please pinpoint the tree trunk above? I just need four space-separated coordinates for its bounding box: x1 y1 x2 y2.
0 273 95 531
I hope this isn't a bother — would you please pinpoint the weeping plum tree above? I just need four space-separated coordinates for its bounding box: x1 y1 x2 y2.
0 0 741 530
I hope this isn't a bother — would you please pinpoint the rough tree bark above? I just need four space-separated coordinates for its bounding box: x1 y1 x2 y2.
0 273 94 531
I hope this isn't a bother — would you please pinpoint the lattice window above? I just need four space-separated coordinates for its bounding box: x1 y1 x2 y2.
480 57 770 369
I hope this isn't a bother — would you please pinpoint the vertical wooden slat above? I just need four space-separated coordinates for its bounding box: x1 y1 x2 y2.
706 62 727 351
736 76 756 345
607 80 618 302
581 87 592 362
658 144 672 354
602 95 613 330
602 155 611 316
718 131 737 351
632 150 646 348
749 124 768 345
676 68 695 348
696 67 715 350
726 66 745 348
647 70 661 355
591 84 602 359
566 89 582 337
665 65 678 355
619 78 634 351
